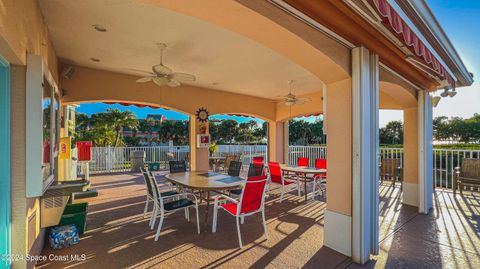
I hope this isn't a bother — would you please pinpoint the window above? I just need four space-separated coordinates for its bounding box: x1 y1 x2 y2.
41 80 60 187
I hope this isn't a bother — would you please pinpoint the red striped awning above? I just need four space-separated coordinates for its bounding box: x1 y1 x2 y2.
223 113 254 118
372 0 455 89
103 102 166 109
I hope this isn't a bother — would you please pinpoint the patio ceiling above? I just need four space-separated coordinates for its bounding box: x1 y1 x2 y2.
39 0 324 100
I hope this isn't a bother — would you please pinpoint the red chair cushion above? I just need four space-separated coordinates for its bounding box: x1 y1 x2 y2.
221 202 238 215
298 157 309 167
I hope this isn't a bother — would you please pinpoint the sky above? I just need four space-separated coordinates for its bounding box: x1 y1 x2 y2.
77 0 479 127
380 0 480 126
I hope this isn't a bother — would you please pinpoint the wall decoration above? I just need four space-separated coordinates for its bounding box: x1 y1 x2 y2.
195 107 209 122
197 134 211 148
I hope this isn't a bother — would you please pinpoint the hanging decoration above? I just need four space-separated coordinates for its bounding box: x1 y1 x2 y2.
195 107 209 123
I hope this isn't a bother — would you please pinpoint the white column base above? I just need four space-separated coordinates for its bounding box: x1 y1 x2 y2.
402 182 419 207
324 209 352 257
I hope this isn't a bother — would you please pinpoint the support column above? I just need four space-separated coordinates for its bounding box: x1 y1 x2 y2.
418 90 433 214
403 108 419 206
189 116 209 171
324 47 379 263
267 121 287 163
324 78 353 257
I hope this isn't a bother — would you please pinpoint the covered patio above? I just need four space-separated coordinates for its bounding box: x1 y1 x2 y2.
37 172 480 269
1 0 476 268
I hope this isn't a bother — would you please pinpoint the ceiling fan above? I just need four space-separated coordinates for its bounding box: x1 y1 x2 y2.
281 80 311 106
135 43 196 87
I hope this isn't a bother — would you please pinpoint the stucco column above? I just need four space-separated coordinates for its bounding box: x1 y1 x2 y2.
418 90 433 214
323 78 353 257
189 116 209 171
403 108 419 206
324 47 380 263
267 121 287 163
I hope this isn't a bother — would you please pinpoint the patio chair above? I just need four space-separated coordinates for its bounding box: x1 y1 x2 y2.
217 154 236 173
228 160 243 177
148 170 200 241
228 162 263 197
454 158 480 194
248 163 264 177
312 159 327 199
297 157 309 167
140 169 178 227
380 158 403 190
267 162 299 202
212 176 269 248
169 160 187 173
253 156 264 165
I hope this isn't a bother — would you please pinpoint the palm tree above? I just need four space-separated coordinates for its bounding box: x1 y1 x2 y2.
103 109 139 147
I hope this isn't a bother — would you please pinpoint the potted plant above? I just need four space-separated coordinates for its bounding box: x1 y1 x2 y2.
209 142 218 156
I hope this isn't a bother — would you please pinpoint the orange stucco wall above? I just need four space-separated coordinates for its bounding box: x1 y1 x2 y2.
0 1 59 268
61 66 277 121
325 78 352 216
403 108 419 183
0 0 58 80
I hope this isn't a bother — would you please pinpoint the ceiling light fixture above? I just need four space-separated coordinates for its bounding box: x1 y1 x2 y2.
431 96 441 107
90 57 100 62
448 89 457 97
440 87 449 98
92 24 107 32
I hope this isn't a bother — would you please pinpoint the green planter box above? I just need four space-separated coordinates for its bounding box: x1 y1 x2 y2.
148 162 161 171
59 203 88 234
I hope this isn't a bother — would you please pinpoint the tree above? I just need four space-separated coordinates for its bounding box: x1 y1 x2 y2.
138 118 156 145
379 121 403 144
103 109 139 147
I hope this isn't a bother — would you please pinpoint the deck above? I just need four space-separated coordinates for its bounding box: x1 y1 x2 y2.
37 173 480 269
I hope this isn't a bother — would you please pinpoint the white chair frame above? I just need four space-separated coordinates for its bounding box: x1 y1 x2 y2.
312 177 327 200
212 178 269 248
148 173 200 241
265 165 299 202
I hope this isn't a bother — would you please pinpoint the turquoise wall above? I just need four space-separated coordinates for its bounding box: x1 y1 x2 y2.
0 56 11 269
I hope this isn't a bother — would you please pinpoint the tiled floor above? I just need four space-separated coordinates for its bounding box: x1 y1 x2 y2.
37 173 480 269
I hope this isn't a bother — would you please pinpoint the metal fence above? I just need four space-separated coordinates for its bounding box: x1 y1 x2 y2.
214 145 268 165
87 145 480 190
89 146 189 174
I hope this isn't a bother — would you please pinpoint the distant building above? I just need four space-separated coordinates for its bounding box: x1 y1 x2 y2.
146 114 166 122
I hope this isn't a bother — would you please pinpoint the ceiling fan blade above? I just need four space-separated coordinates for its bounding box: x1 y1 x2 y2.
167 79 181 87
153 64 172 75
297 97 312 102
136 77 153 83
170 72 196 81
153 76 168 86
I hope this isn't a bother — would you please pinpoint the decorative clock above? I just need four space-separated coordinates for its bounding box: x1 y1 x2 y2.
195 107 209 122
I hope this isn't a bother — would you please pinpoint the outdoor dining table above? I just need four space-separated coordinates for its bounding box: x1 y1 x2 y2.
209 156 226 172
279 164 326 202
165 171 244 231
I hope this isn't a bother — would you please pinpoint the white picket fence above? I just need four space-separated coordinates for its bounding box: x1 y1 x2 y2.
87 145 480 190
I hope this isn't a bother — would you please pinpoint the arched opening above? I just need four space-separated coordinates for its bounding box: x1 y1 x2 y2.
208 113 267 171
69 101 191 173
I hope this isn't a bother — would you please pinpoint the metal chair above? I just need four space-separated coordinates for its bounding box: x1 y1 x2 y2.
454 158 480 194
248 163 264 177
212 176 269 248
228 160 243 177
267 162 299 202
380 158 403 190
169 160 187 173
312 159 327 199
148 170 200 241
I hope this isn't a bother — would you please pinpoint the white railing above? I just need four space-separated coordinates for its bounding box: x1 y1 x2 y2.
288 146 327 167
86 145 480 190
214 145 268 165
433 149 480 189
89 146 189 174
